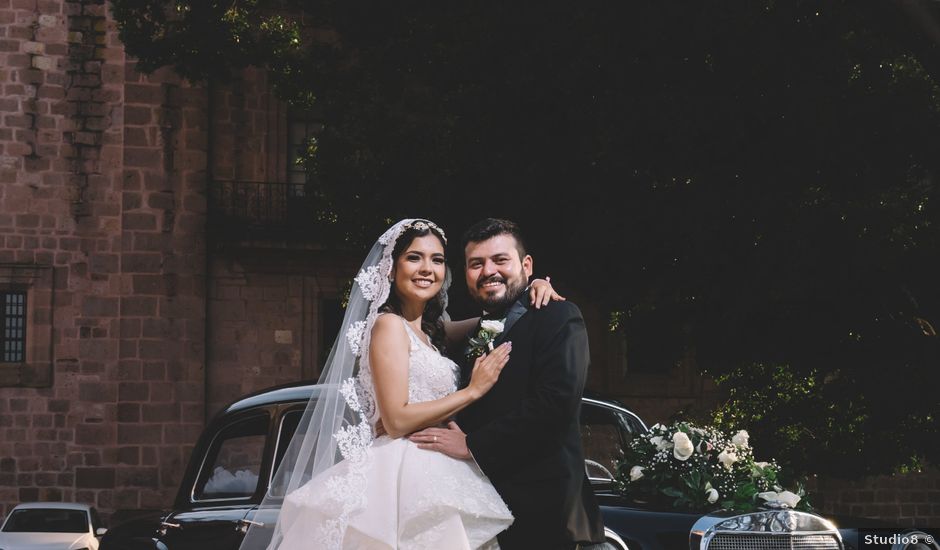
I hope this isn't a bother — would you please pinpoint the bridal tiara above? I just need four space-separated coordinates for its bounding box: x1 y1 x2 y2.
404 220 447 243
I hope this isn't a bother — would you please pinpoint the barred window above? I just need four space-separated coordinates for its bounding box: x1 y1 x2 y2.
2 291 27 363
286 113 322 197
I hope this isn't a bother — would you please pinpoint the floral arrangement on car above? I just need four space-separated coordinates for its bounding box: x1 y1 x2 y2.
616 422 811 512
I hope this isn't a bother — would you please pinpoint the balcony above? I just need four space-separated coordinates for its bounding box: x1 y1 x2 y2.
208 180 320 242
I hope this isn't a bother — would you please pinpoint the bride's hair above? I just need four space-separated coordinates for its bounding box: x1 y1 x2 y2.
378 224 448 351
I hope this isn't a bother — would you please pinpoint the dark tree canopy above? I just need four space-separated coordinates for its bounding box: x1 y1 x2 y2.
111 0 940 478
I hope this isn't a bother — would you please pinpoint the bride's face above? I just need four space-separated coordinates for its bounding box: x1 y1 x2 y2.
391 234 447 306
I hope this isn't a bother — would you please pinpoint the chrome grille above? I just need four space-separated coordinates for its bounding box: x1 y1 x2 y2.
707 533 841 550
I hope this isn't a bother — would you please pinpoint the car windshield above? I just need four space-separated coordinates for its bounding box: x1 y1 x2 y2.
2 509 89 533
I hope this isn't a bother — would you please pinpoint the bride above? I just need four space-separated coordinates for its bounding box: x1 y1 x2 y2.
240 219 561 550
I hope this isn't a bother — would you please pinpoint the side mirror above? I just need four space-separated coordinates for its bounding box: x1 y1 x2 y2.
96 527 108 536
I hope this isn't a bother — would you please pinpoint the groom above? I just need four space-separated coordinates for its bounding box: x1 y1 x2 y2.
411 218 605 549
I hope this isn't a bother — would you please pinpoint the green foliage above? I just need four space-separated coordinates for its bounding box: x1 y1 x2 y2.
110 0 940 476
110 1 309 103
711 363 937 478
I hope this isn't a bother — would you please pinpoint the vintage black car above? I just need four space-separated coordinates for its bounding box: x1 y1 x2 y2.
101 383 935 550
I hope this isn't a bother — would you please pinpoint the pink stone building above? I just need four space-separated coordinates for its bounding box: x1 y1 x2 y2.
1 0 934 527
0 0 361 518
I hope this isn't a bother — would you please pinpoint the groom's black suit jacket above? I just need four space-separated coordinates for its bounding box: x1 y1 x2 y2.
454 296 605 548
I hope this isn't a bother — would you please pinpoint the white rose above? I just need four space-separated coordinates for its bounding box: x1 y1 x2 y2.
672 432 694 461
649 436 670 451
758 490 801 508
629 465 645 481
776 490 801 508
706 487 719 504
480 320 505 334
754 461 769 468
731 430 750 447
717 448 738 470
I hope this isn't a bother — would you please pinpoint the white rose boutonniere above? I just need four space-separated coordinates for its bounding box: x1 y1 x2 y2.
480 319 505 335
629 465 645 481
467 318 505 359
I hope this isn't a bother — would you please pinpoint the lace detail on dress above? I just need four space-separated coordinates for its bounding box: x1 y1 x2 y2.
401 321 459 404
316 376 376 547
321 318 460 548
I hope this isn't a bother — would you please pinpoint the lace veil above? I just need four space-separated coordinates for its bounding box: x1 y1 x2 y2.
239 218 451 550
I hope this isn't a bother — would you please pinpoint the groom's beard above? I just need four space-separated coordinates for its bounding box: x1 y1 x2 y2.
472 273 527 316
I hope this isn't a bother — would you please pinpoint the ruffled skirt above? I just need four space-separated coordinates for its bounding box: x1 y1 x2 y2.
276 436 513 549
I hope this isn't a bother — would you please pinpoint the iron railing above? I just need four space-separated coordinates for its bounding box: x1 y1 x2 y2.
208 180 318 239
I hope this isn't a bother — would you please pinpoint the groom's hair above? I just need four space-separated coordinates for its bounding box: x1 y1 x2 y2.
462 218 527 260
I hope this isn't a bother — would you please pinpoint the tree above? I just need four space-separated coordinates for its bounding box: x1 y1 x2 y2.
111 0 940 477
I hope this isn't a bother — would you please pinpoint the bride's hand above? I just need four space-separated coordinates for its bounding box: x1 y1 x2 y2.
468 342 511 399
529 276 566 309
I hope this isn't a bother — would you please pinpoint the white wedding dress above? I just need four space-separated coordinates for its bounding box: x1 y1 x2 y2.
275 316 513 549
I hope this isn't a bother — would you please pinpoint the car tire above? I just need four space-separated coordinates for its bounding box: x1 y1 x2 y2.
891 530 939 550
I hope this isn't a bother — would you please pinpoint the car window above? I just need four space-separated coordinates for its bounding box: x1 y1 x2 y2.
193 413 269 502
580 402 639 481
90 507 102 532
1 509 89 533
267 408 304 497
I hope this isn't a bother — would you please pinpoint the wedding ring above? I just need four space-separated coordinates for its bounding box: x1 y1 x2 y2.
434 436 438 442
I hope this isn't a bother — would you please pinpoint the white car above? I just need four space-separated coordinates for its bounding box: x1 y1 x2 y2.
0 502 106 550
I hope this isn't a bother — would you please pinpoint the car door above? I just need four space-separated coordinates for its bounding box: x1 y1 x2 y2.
159 412 269 550
239 405 306 549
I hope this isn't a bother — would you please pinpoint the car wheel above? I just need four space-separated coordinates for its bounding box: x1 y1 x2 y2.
892 530 939 550
602 527 631 550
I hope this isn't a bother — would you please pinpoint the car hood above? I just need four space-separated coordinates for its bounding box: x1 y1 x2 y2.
0 531 94 549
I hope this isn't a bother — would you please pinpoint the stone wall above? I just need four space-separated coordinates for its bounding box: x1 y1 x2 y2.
0 0 206 518
115 52 207 511
810 469 940 527
206 249 359 416
0 0 345 519
201 64 360 416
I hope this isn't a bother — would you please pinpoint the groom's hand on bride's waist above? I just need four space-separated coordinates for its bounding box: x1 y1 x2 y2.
410 421 471 460
373 419 387 438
